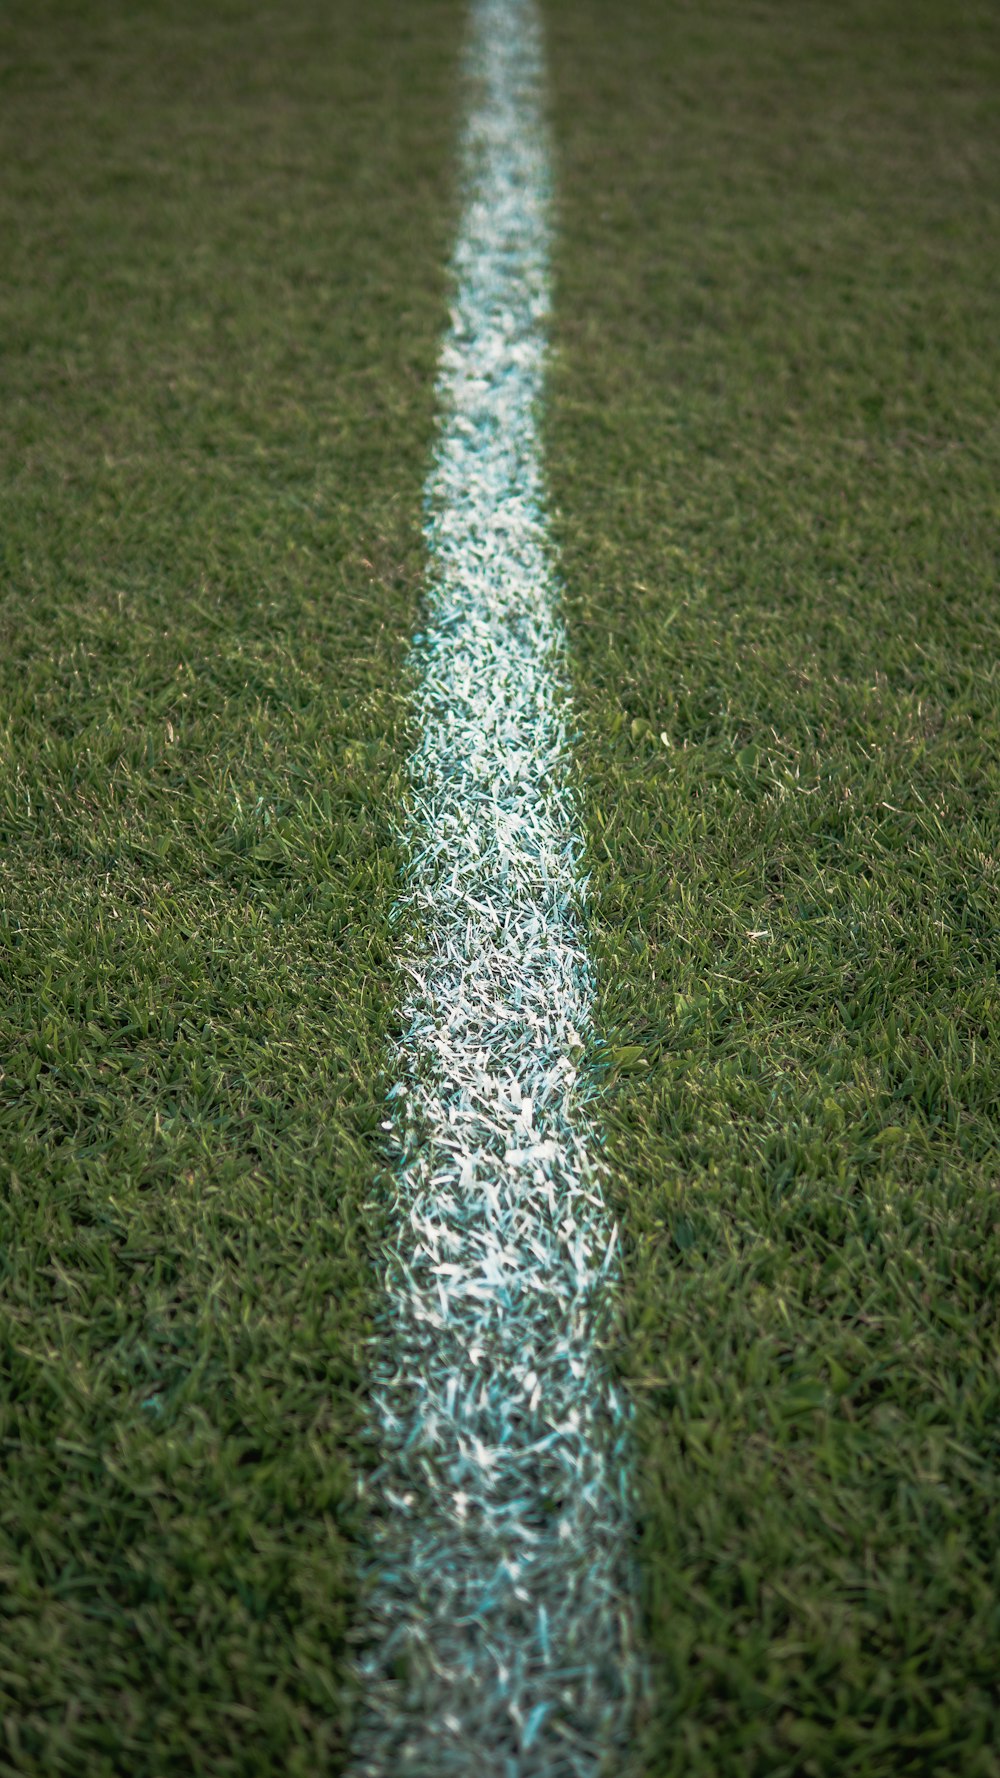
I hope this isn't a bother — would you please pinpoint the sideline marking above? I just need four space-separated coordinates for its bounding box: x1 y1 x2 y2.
353 1 639 1771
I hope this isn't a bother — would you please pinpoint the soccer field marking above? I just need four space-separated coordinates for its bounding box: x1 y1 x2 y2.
350 0 639 1773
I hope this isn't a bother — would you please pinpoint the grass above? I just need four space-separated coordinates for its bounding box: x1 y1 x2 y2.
3 0 999 1772
0 0 463 1771
543 0 1000 1771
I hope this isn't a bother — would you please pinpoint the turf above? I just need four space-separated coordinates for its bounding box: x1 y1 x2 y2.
0 1 463 1771
4 0 999 1772
543 0 1000 1772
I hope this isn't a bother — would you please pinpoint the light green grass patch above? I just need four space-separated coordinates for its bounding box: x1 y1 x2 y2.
544 0 1000 1772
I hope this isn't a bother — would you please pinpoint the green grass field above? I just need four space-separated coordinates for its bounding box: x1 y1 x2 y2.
1 2 462 1771
546 1 1000 1769
2 0 998 1773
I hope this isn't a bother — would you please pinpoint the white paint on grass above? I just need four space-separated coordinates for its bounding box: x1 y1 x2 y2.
352 0 638 1772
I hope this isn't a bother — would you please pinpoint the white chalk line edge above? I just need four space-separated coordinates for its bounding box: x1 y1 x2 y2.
350 2 641 1772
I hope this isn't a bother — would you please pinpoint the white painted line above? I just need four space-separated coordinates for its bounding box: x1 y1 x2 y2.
351 0 640 1772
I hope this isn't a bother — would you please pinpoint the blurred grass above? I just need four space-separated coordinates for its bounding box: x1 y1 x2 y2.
0 1 462 1772
543 0 1000 1772
5 0 1000 1772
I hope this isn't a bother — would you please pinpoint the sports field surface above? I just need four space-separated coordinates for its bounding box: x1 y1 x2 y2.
1 0 998 1774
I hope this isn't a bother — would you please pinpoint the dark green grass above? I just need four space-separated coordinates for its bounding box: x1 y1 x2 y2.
543 0 1000 1771
0 2 463 1771
4 0 1000 1772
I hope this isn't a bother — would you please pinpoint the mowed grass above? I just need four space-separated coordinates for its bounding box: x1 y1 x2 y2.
543 0 1000 1771
4 0 999 1773
0 1 463 1771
